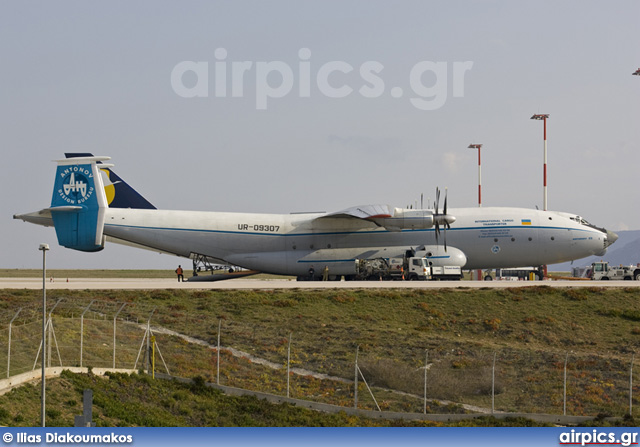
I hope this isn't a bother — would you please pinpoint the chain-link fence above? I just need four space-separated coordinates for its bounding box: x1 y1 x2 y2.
0 298 637 418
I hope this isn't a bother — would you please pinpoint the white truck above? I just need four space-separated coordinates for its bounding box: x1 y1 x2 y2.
354 256 462 281
589 261 640 281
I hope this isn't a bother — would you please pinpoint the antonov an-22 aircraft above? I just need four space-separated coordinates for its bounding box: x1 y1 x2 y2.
14 155 618 281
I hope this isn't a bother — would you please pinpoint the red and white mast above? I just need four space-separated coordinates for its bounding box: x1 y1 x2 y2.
531 114 549 211
468 144 482 208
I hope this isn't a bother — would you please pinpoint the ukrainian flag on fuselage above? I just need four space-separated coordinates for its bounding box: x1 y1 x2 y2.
521 219 532 225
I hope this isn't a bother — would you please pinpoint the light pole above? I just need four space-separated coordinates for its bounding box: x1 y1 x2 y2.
39 243 49 427
531 114 549 280
468 144 483 281
530 114 549 211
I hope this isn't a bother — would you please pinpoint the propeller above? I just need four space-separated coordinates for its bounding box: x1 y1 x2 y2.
433 187 455 251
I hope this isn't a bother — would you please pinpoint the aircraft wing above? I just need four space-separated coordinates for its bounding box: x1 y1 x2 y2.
313 204 437 232
315 204 393 221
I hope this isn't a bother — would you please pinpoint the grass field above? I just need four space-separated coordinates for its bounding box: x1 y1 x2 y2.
1 286 640 425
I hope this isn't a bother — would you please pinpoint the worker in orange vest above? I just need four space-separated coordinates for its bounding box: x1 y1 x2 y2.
175 265 184 282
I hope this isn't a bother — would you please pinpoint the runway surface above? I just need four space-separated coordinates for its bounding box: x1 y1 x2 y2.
1 277 638 290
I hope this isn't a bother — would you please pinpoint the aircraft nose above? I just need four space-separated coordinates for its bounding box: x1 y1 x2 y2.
604 230 618 248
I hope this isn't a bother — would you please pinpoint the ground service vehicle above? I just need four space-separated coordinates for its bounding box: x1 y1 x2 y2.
354 255 462 281
495 267 543 281
429 265 463 280
589 261 640 281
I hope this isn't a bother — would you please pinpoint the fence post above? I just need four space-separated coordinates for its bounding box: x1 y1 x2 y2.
287 332 292 398
354 345 359 409
80 300 94 369
113 303 126 369
7 308 22 378
423 349 428 414
630 354 635 417
564 352 569 415
491 352 496 414
145 308 156 373
151 335 156 379
216 319 221 385
47 299 62 368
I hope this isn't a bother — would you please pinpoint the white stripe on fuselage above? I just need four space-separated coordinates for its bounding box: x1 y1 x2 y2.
101 206 607 275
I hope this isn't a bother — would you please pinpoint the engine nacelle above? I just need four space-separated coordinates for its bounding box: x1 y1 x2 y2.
415 245 467 268
371 209 435 231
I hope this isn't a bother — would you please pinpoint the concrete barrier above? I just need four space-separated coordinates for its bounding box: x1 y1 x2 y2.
0 367 137 396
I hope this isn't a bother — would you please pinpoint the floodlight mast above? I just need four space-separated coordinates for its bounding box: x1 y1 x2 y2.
530 114 549 211
531 114 550 280
38 243 49 427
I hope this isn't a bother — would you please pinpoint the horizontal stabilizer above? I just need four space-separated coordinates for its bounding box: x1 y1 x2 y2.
47 206 83 212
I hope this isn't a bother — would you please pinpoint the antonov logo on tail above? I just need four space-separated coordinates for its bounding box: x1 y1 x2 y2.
63 172 87 198
57 170 95 205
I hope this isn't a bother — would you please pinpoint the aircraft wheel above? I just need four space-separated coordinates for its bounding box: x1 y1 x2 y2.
484 275 493 281
624 276 632 281
601 276 609 280
635 272 640 281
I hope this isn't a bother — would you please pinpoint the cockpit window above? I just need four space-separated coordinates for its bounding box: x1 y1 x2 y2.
570 215 592 226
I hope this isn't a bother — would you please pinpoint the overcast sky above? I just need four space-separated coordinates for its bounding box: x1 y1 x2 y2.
2 1 638 270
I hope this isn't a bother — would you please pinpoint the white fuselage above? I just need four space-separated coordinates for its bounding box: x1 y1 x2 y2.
101 206 610 275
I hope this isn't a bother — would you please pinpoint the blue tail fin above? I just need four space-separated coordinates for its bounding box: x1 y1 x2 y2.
50 156 110 252
65 153 156 210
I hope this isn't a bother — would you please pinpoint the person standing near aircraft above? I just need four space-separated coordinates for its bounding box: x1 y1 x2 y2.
322 265 329 281
175 265 184 282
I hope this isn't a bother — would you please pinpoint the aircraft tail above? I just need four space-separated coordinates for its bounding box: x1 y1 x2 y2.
65 153 156 210
50 156 111 252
